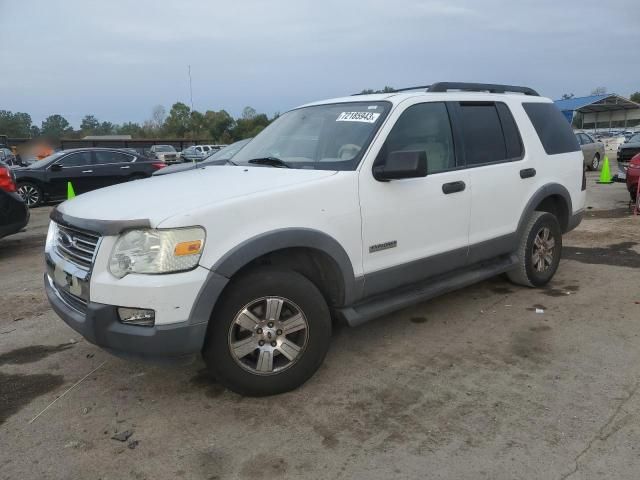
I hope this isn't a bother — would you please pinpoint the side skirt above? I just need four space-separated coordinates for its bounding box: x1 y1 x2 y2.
336 253 518 327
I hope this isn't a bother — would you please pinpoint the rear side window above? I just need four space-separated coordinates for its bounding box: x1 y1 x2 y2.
523 103 580 155
496 103 524 159
459 103 505 165
94 151 134 164
457 102 523 165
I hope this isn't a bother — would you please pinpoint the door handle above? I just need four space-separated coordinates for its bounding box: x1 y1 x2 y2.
120 166 130 169
520 168 536 179
81 170 93 173
442 181 466 194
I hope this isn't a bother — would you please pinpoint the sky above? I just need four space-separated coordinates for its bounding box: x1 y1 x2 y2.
1 0 639 128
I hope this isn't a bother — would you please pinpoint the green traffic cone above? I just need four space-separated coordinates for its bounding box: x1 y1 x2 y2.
596 156 613 184
67 181 76 199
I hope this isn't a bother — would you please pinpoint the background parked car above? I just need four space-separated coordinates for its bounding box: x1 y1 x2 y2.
0 147 23 167
617 132 640 181
154 138 252 176
575 132 605 170
181 144 225 162
14 148 166 207
0 160 29 239
148 145 180 163
627 153 640 202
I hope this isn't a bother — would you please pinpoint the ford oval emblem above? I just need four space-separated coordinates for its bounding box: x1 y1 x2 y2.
58 231 73 248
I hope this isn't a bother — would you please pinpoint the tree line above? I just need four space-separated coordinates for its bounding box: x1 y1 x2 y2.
0 102 277 144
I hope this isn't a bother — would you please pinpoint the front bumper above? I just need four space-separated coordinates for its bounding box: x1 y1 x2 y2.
45 273 209 360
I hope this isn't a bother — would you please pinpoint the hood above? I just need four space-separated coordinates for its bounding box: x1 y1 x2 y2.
153 162 199 176
57 166 337 226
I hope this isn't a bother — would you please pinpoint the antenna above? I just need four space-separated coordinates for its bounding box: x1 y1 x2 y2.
188 65 194 111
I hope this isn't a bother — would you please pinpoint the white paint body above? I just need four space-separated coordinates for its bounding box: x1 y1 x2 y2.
54 91 586 325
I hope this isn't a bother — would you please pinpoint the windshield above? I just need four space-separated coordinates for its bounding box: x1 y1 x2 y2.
628 134 640 143
203 139 252 163
232 101 390 171
156 145 176 152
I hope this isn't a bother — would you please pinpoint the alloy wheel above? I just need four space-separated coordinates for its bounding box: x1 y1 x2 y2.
532 227 556 272
18 185 40 207
228 296 309 375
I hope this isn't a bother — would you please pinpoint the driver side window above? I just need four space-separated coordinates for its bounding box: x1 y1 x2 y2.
384 102 455 173
59 152 92 167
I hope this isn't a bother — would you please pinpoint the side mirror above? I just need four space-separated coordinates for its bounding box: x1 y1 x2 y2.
50 163 63 172
373 150 428 181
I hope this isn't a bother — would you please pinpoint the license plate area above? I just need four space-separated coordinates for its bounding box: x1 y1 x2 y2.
46 253 90 303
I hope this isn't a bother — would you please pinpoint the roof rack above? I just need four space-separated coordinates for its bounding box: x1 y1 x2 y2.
351 82 539 97
427 82 539 96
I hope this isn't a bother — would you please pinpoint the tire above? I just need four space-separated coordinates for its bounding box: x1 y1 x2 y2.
588 153 600 171
202 268 332 396
17 182 43 208
507 211 562 288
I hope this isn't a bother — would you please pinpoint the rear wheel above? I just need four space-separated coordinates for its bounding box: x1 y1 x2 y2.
202 269 331 396
17 182 43 208
507 211 562 287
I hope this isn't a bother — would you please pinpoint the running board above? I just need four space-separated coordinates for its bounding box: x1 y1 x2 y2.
337 254 519 327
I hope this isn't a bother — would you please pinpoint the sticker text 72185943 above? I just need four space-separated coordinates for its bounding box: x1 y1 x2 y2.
336 111 381 123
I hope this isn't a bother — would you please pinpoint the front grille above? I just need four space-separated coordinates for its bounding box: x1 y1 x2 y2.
58 287 88 314
55 224 100 270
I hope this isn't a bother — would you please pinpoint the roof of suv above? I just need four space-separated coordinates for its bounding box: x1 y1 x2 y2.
300 90 552 109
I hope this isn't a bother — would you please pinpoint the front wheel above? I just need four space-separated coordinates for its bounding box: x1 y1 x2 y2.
17 182 43 208
507 211 562 287
202 269 331 396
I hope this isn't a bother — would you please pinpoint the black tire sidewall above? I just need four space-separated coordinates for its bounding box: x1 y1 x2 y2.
524 213 562 287
202 269 331 396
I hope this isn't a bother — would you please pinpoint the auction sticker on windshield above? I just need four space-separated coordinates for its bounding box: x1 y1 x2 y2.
336 112 381 123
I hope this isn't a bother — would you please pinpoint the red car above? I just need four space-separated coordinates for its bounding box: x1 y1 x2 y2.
627 153 640 202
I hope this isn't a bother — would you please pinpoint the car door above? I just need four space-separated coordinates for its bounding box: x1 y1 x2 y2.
47 151 94 198
359 101 471 297
455 101 533 263
92 150 136 189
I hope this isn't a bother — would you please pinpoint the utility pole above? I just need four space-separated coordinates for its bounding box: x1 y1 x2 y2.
188 65 194 112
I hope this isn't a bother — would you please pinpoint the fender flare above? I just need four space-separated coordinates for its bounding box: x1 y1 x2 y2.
211 228 362 305
517 183 572 237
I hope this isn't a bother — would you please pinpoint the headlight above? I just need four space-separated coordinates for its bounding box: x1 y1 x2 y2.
45 222 58 252
109 227 205 278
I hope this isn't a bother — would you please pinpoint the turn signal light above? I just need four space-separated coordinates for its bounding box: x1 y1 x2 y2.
174 240 202 256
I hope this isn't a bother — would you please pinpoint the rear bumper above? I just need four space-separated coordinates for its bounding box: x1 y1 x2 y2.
0 205 29 239
45 273 209 361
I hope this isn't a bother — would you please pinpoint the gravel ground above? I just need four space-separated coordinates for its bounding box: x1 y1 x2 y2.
0 169 639 480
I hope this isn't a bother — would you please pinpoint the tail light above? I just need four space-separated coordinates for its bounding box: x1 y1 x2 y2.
151 162 166 170
0 166 17 193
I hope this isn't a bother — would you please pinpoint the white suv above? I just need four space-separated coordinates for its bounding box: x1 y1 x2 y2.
44 83 585 396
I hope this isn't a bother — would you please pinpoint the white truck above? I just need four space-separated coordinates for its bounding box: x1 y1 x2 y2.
44 82 585 396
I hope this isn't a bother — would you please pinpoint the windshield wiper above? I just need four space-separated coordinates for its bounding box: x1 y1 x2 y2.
247 157 291 168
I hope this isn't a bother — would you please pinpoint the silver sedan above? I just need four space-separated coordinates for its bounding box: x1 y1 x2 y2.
575 132 605 171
